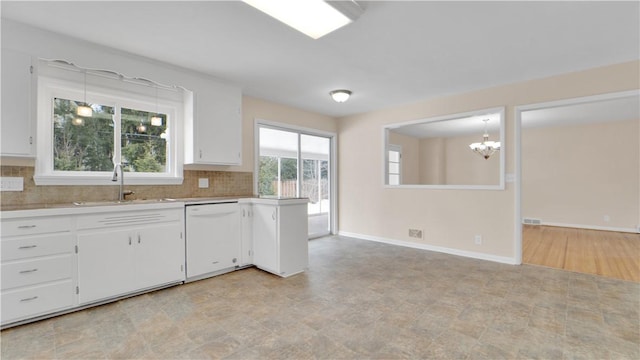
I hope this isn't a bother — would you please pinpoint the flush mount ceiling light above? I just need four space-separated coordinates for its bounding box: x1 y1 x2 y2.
469 119 501 159
330 89 351 103
76 70 93 117
243 0 363 39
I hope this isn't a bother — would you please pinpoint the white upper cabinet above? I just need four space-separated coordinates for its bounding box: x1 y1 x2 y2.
1 49 34 157
185 81 242 165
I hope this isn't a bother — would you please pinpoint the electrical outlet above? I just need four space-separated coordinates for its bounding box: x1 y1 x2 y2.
408 229 422 239
603 215 610 222
198 178 209 188
0 177 24 191
474 235 482 245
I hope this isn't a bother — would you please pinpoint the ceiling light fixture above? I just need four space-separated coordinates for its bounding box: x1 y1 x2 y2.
469 119 500 159
242 0 363 39
330 89 351 103
76 70 93 117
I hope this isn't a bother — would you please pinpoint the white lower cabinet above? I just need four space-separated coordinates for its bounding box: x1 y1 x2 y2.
0 198 308 327
0 216 75 326
251 200 308 277
240 203 253 266
185 203 241 280
76 209 184 305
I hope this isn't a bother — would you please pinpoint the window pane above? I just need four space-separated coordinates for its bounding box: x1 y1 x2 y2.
53 98 114 171
389 150 399 162
389 162 400 174
258 127 299 197
280 157 298 197
258 156 278 196
389 174 400 185
121 107 168 173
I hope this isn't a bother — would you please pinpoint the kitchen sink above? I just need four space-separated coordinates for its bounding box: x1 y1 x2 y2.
72 198 176 206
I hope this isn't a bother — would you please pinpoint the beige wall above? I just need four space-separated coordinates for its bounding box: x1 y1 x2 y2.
389 131 500 186
416 133 500 185
338 60 639 260
388 131 420 184
418 137 446 184
522 119 639 230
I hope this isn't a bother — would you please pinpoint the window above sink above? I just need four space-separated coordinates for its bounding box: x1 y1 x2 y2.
34 60 186 186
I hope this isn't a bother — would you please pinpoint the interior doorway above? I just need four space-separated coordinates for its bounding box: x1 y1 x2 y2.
515 90 640 281
255 121 336 238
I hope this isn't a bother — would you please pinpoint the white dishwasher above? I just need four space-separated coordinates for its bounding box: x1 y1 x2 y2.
185 202 241 281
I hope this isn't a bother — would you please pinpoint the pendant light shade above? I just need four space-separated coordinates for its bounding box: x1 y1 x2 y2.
330 89 351 103
77 70 93 117
76 105 92 117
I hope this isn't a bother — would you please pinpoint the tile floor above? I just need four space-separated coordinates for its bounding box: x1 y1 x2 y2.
1 236 639 359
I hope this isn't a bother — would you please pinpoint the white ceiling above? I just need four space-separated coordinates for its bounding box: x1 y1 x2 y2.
521 95 640 129
1 1 639 118
390 111 502 139
391 94 640 139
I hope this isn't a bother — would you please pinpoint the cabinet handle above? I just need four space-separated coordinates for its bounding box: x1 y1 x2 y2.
242 209 245 217
18 245 37 249
138 234 141 244
199 149 203 159
20 296 38 302
272 210 276 220
17 225 36 229
129 236 132 245
19 268 38 274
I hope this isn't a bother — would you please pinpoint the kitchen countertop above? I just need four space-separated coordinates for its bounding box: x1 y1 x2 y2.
0 196 309 217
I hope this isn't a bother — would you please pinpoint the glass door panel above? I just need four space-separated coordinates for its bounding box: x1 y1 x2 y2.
301 134 330 238
258 127 299 197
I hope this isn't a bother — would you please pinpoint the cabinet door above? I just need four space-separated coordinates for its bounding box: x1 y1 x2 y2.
135 222 184 289
252 204 278 274
240 204 253 266
77 229 135 304
1 49 33 157
191 82 242 165
186 204 241 278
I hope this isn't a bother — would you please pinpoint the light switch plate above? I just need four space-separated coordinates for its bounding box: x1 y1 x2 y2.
0 177 24 191
198 178 209 188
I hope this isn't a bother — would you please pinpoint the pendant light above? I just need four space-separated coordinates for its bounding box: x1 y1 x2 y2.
150 84 162 126
469 119 501 160
76 70 93 117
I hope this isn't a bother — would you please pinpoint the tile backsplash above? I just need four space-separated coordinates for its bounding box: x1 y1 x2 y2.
0 166 253 207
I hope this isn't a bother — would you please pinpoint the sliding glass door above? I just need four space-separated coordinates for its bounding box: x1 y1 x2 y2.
257 124 333 238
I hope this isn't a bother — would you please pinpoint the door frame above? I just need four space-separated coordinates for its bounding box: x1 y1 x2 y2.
513 89 639 264
254 119 338 237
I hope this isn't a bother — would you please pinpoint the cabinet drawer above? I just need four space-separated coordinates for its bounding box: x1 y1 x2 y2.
1 233 74 262
1 280 74 324
1 217 72 237
1 255 73 290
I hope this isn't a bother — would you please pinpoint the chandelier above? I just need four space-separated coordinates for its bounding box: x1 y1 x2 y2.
469 119 500 159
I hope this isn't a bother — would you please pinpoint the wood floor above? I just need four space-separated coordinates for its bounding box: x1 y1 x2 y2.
523 225 640 282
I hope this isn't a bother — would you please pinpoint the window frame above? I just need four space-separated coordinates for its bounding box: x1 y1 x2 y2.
387 144 402 185
35 75 184 185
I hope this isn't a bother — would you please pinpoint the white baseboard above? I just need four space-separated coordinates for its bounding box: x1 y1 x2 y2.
337 231 519 265
541 222 639 234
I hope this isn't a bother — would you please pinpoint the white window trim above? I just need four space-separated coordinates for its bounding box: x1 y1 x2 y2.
35 76 184 185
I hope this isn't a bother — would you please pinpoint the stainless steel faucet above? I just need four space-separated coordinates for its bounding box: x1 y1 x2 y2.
111 163 126 201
